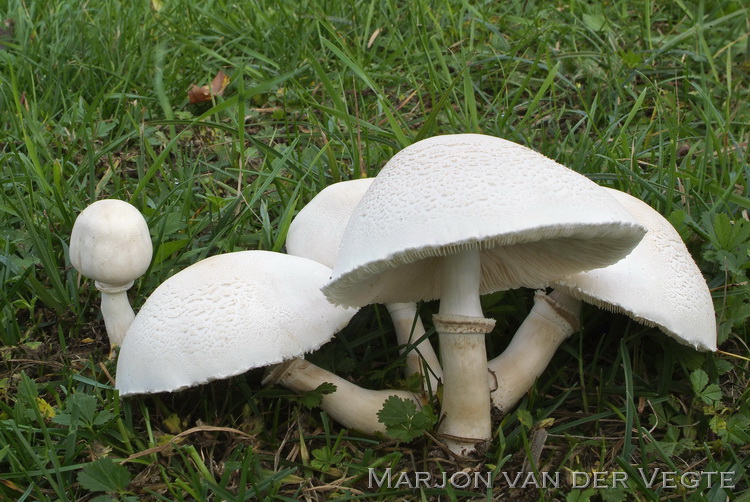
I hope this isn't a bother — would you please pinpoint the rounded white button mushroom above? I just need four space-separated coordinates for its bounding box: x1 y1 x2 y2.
323 134 647 455
70 199 153 347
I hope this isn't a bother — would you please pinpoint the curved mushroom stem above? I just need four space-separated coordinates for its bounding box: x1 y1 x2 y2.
386 302 443 393
434 249 494 456
487 289 581 416
96 280 136 347
264 358 422 436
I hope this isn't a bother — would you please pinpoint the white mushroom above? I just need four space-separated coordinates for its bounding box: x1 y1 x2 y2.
69 199 153 347
286 180 374 268
286 179 442 392
116 250 423 434
264 358 421 436
323 134 646 455
487 188 717 414
384 302 440 391
115 251 356 396
554 189 717 351
486 290 581 416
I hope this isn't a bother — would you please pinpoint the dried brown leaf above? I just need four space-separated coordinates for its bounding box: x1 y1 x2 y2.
187 70 230 104
188 84 210 104
210 70 230 96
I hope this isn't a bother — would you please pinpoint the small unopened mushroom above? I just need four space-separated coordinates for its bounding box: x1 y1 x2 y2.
487 188 717 415
69 199 153 347
286 179 442 392
323 134 646 455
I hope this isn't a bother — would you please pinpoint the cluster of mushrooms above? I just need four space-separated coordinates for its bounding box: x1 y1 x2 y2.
69 134 717 457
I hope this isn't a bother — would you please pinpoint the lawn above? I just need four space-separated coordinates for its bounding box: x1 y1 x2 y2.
1 0 748 500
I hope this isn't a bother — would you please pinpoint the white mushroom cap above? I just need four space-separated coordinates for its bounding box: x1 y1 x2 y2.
286 178 374 268
115 251 357 396
70 199 152 286
286 178 444 392
552 189 717 351
323 134 647 307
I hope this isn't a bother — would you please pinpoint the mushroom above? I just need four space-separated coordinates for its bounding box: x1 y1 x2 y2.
263 358 421 436
486 290 581 416
285 179 442 392
384 302 440 391
115 250 421 434
115 251 355 395
69 199 153 347
322 134 646 455
487 188 717 415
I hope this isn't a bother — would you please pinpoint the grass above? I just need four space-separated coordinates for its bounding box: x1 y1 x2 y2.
1 0 748 499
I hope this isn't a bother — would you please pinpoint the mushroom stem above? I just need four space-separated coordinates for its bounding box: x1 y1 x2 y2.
386 302 442 392
70 199 153 349
434 249 494 455
487 290 581 416
96 280 136 347
264 358 421 436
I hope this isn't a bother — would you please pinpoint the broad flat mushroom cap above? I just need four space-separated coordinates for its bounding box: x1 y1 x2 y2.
70 199 152 285
552 189 717 351
115 251 357 396
286 178 374 268
323 134 647 307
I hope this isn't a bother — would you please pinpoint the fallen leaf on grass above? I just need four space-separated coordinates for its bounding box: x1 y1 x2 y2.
188 70 230 104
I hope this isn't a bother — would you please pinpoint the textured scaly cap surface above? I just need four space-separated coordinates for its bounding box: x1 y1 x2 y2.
116 251 357 396
323 134 647 307
554 188 717 351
